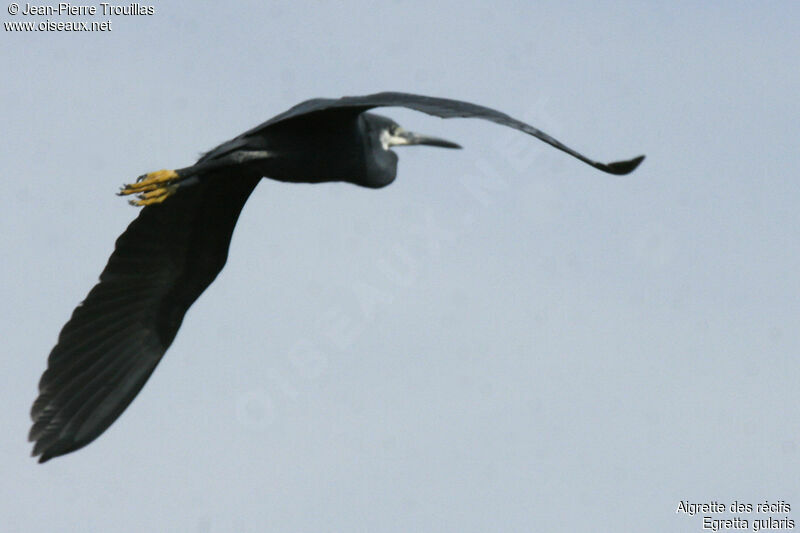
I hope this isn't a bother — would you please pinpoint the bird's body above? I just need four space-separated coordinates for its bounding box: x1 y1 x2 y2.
30 92 644 462
195 111 454 189
205 114 369 185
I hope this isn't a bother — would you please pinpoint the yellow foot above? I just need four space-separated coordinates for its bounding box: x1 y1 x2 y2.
118 169 179 196
127 184 178 206
118 169 180 207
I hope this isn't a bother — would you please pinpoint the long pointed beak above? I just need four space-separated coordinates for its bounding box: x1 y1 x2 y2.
389 128 462 149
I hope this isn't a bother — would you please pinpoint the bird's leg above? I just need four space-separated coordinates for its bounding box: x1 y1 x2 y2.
119 169 179 194
118 151 272 207
119 166 204 206
118 169 182 206
127 184 179 206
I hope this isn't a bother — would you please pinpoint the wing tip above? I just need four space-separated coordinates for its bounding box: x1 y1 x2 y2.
602 154 646 175
34 448 58 463
33 449 51 463
30 440 50 462
30 434 80 463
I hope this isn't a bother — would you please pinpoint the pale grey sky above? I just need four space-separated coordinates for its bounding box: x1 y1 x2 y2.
2 2 799 532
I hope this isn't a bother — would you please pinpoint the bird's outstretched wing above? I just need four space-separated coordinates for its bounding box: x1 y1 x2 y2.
29 173 261 462
241 92 645 175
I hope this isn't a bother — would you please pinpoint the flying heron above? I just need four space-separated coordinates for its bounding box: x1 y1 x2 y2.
29 92 645 462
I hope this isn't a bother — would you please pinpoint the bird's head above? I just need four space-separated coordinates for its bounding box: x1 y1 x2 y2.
358 113 461 188
373 115 462 151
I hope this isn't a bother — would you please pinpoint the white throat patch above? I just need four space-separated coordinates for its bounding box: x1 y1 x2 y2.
380 128 409 150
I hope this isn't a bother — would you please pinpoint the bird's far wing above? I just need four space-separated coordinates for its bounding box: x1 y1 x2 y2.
249 92 644 175
30 173 261 462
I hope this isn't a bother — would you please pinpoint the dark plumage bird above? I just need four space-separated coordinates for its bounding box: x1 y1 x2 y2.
30 92 645 462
